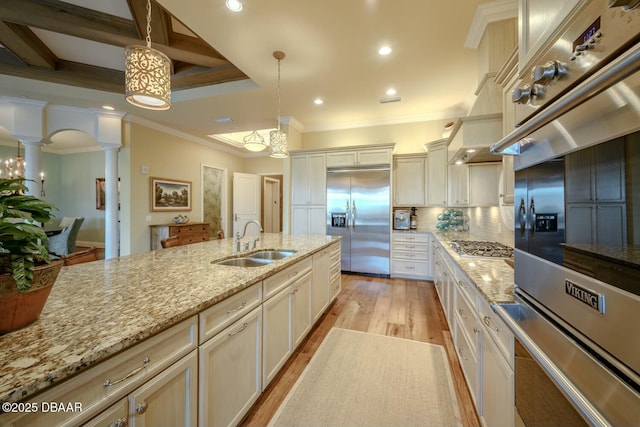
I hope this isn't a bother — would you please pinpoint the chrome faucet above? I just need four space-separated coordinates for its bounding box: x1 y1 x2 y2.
234 220 263 254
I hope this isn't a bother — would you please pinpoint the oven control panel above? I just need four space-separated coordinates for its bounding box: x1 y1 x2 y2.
513 0 640 124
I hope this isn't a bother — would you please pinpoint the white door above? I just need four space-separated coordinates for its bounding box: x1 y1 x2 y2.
263 178 280 233
233 173 260 237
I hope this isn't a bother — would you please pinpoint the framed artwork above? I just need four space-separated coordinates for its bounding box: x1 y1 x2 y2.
151 177 192 212
96 178 120 210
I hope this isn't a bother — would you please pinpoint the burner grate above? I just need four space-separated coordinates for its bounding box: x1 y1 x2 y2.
449 240 514 258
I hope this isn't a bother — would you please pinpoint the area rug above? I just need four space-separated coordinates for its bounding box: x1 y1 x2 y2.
268 328 463 427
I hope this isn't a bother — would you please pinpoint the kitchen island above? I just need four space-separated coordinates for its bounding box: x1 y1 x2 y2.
0 233 339 419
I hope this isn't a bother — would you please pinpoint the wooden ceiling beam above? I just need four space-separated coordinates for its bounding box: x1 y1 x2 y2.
0 0 230 68
126 0 169 46
0 21 56 69
172 65 249 90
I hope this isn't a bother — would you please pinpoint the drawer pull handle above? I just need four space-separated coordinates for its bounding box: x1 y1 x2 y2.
136 402 148 414
473 327 480 334
458 347 467 361
103 357 150 387
405 266 416 270
227 301 247 314
290 287 299 295
228 322 248 336
458 309 467 319
458 280 466 288
483 316 500 332
109 417 128 427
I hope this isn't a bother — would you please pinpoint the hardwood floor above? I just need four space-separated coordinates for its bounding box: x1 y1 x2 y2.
240 274 482 427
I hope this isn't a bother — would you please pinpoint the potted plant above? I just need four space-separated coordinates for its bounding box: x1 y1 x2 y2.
0 177 62 334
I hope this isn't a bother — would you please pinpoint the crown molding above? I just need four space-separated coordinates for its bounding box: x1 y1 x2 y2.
465 0 518 49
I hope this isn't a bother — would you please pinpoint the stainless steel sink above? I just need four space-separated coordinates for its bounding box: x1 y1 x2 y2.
213 257 274 267
248 249 297 260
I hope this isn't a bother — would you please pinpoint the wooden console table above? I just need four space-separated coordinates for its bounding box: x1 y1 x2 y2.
150 222 210 250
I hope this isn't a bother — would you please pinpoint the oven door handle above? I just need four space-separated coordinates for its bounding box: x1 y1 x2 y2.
491 302 612 427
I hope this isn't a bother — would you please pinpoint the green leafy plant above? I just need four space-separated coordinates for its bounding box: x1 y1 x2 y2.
0 178 57 292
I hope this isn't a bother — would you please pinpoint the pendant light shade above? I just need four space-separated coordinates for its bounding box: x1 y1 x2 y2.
125 0 171 110
243 130 268 152
270 51 288 158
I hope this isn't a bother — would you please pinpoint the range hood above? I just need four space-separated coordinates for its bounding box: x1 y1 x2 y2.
446 75 504 165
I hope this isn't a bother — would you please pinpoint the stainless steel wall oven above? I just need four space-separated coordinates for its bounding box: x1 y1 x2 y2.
491 1 640 426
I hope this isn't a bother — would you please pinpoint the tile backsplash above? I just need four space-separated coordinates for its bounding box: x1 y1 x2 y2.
414 206 515 247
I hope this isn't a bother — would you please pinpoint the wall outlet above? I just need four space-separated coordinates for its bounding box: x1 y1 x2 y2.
141 165 149 175
145 215 152 222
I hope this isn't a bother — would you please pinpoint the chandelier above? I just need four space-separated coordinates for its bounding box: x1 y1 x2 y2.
2 140 25 179
243 130 268 152
124 0 171 110
269 51 289 158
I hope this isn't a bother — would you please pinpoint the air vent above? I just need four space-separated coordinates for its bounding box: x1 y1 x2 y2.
379 96 401 104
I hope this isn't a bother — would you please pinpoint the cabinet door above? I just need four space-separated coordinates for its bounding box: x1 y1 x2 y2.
291 206 309 235
326 151 357 167
308 206 326 235
427 146 448 206
308 154 327 205
594 139 625 202
565 149 593 202
565 204 594 245
481 331 515 427
128 350 197 427
291 271 313 349
199 306 262 427
262 286 292 389
311 248 331 322
394 158 426 206
596 204 627 247
358 148 391 165
469 164 499 206
448 165 469 206
291 156 310 205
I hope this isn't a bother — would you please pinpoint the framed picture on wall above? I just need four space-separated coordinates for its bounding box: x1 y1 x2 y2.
150 177 192 212
96 178 121 210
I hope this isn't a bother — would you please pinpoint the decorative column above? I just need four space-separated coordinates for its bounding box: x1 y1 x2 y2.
104 146 119 259
21 139 45 197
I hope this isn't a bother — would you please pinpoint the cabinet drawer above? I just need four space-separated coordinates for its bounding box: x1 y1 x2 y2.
82 399 128 427
393 250 428 261
199 282 262 343
392 233 429 244
329 244 341 265
453 268 477 311
392 243 428 252
454 285 478 353
2 316 197 427
263 257 312 299
391 260 429 277
478 297 514 368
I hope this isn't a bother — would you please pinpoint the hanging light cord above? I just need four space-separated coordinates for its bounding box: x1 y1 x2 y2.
145 0 152 49
276 57 282 132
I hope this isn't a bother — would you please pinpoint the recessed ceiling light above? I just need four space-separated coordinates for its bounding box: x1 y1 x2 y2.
314 98 324 105
378 46 392 56
226 0 243 12
102 105 115 111
386 88 397 96
466 148 477 153
216 117 233 123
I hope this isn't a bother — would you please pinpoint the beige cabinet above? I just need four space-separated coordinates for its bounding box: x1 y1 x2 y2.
262 258 313 389
82 399 128 427
199 306 262 427
312 247 331 323
469 164 500 206
426 141 448 206
448 165 469 206
481 328 515 427
329 243 341 300
326 147 392 167
291 153 326 235
393 156 426 206
128 350 198 427
391 233 431 279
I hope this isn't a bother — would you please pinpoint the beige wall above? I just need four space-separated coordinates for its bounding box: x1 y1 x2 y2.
301 119 455 154
123 121 246 255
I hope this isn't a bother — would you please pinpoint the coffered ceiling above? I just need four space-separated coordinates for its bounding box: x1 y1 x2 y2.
0 0 517 153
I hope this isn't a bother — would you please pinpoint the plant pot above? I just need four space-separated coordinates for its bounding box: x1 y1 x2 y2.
0 260 63 334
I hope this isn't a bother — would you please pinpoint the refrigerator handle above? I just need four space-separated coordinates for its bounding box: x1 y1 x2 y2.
352 200 356 230
519 198 526 237
529 198 536 237
346 200 350 229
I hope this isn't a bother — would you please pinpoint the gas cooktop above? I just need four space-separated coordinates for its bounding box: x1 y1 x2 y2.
449 240 514 258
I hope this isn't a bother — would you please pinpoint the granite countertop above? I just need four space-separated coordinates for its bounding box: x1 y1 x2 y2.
0 234 338 404
394 228 515 304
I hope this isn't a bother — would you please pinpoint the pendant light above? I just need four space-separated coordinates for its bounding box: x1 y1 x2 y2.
243 130 268 152
269 51 289 158
124 0 172 110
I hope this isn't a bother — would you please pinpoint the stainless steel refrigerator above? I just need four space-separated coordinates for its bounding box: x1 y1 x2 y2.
326 167 390 276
